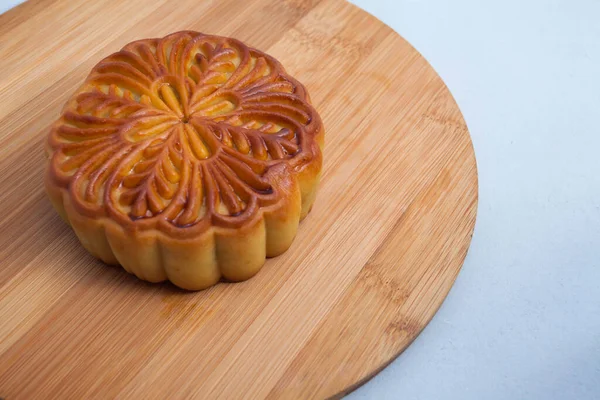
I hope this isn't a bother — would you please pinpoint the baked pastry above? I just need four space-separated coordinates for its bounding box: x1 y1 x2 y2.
45 31 324 290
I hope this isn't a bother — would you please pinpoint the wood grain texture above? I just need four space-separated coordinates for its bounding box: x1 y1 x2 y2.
0 0 478 398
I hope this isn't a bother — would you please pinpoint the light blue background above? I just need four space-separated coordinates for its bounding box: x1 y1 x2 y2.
2 1 598 398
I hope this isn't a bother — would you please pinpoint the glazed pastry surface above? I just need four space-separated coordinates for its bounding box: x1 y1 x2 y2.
45 31 324 290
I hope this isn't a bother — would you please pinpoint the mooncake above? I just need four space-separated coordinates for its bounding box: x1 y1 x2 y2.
45 31 324 290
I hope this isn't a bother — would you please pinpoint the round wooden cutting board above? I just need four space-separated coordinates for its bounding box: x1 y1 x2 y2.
0 0 477 398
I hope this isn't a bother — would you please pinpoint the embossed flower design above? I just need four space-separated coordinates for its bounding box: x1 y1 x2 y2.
47 31 323 230
45 31 323 289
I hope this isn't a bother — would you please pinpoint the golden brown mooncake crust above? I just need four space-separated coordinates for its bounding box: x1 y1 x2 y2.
45 31 324 290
